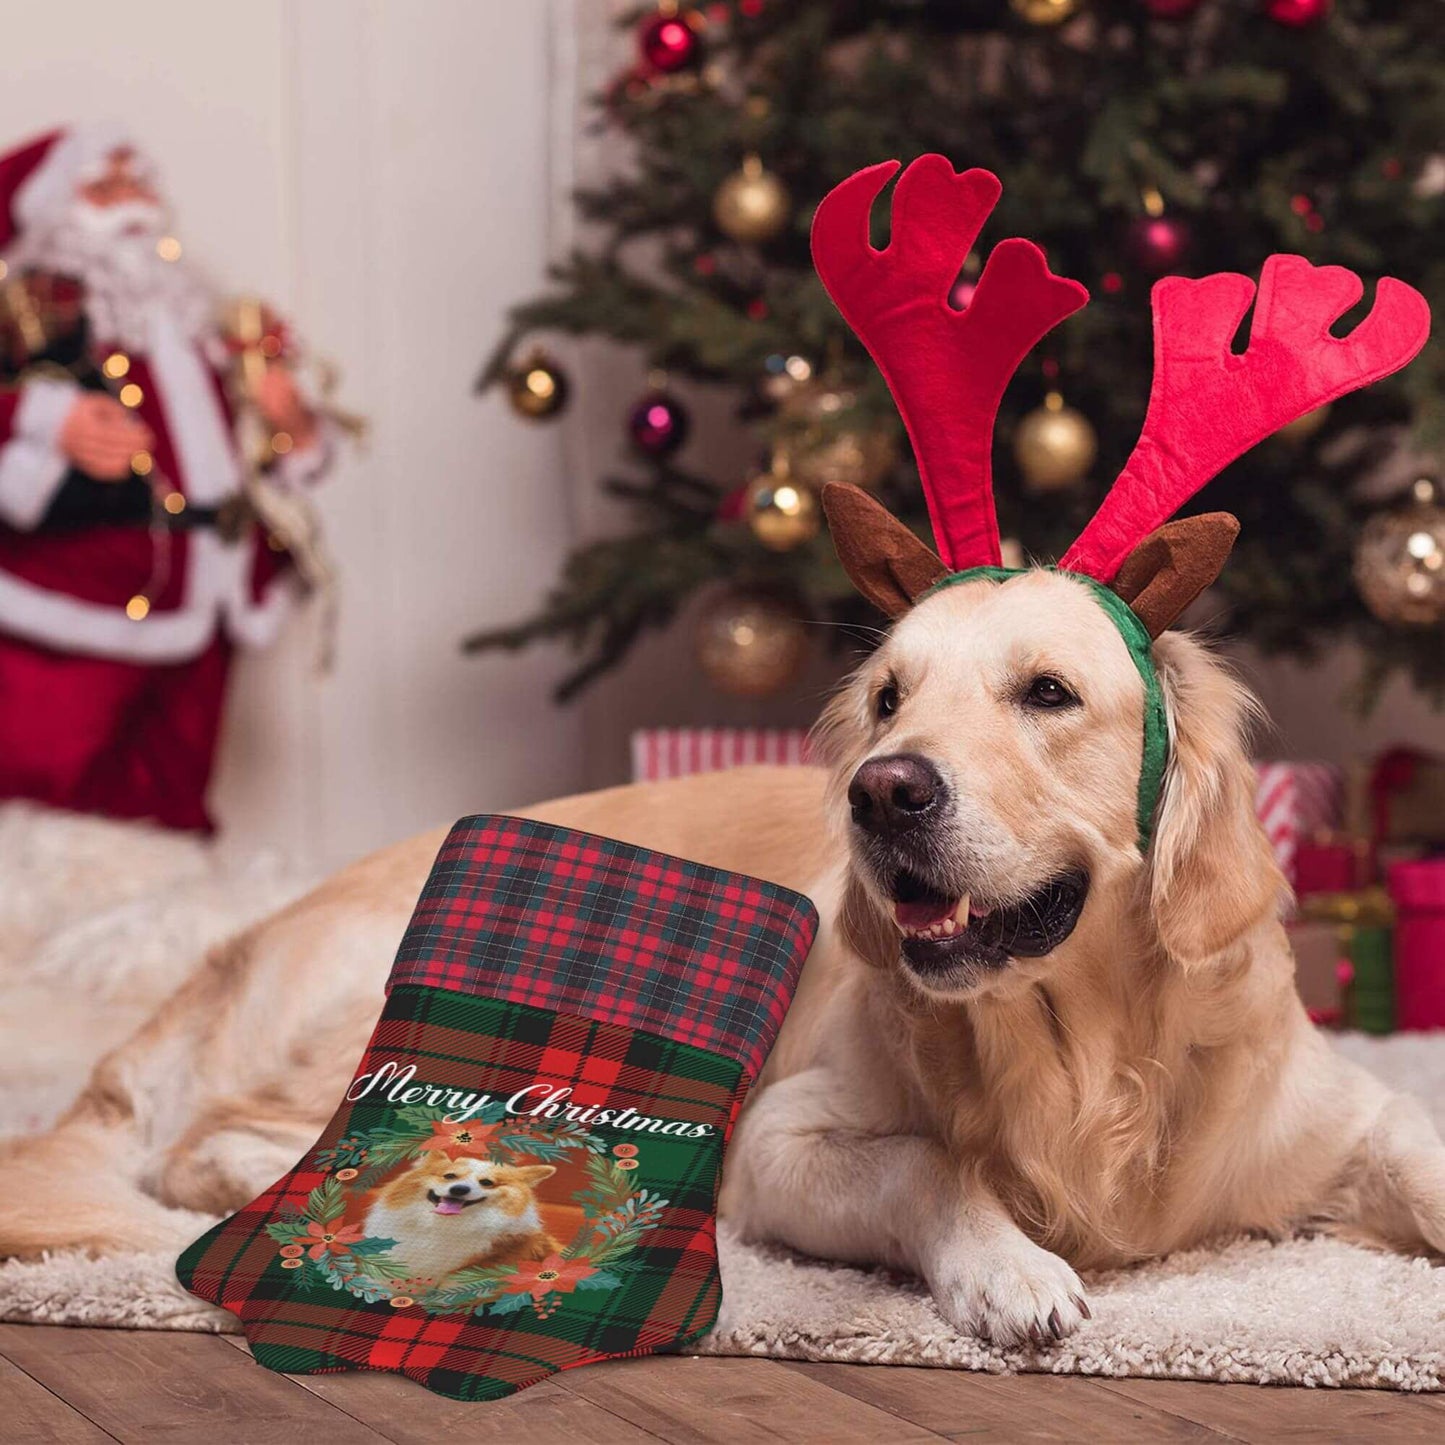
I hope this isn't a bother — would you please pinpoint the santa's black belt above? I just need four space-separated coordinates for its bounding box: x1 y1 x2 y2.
36 487 253 541
155 495 254 540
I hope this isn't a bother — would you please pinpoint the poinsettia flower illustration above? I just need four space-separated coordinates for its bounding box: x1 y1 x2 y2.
417 1120 502 1155
509 1253 597 1301
305 1220 365 1259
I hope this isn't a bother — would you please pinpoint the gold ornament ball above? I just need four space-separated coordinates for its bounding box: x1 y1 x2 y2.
1013 393 1097 491
787 427 897 492
1010 0 1081 24
507 352 568 420
713 156 790 244
743 468 821 551
782 384 897 491
694 588 810 697
1353 477 1445 627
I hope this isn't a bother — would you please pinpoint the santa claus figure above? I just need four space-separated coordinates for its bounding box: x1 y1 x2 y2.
0 126 333 831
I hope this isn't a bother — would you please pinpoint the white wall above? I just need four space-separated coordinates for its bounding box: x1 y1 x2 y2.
0 0 587 866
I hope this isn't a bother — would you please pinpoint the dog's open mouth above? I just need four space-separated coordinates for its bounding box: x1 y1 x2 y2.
888 866 1089 975
427 1189 483 1216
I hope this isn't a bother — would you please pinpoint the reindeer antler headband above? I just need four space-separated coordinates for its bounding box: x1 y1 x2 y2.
813 155 1431 850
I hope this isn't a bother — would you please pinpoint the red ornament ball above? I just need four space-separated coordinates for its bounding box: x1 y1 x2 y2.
1263 0 1330 26
948 277 977 311
1125 215 1192 275
1142 0 1202 16
639 12 700 73
628 390 690 457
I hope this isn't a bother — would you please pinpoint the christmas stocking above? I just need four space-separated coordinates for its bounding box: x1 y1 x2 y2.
177 815 817 1400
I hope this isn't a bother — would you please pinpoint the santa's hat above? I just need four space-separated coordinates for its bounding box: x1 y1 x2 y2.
0 123 136 252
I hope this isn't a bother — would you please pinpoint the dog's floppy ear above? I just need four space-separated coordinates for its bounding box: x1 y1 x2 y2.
1110 513 1239 639
1147 632 1284 968
822 483 950 619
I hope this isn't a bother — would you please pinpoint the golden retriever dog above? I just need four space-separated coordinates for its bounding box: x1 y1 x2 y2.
4 587 1444 1348
363 1156 558 1280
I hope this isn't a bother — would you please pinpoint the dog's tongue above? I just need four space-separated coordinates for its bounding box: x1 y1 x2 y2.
434 1199 465 1216
894 895 960 928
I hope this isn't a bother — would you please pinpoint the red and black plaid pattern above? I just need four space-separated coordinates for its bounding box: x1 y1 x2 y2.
387 816 818 1082
178 987 742 1401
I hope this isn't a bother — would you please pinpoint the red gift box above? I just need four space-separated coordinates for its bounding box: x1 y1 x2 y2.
1389 858 1445 1031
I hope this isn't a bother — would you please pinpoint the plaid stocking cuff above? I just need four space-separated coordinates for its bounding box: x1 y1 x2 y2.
387 815 818 1081
178 817 818 1400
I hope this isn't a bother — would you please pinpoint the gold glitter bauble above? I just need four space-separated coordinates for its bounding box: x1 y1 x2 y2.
787 428 897 491
694 588 810 696
506 351 568 420
743 468 820 551
1010 0 1082 25
1353 477 1445 626
1013 393 1097 491
781 384 897 491
713 155 790 244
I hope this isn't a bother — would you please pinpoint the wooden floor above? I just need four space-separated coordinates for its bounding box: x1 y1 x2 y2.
3 1324 1444 1444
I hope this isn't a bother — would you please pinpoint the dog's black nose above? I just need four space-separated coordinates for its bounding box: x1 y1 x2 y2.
447 1184 472 1198
848 754 946 836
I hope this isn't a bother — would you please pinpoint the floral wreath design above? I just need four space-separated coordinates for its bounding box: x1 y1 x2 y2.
265 1102 667 1318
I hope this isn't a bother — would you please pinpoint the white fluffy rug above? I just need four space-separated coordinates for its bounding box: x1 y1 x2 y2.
1 804 1443 1391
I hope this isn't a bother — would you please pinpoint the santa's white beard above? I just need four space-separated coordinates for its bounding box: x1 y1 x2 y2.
10 199 217 353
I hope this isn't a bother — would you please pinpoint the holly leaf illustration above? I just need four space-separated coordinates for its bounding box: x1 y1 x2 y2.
346 1236 397 1257
486 1290 533 1316
572 1270 622 1291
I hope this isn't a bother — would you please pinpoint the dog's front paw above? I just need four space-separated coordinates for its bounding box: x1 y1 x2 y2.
928 1234 1090 1348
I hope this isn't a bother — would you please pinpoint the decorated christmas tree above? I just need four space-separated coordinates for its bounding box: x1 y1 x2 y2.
470 0 1445 702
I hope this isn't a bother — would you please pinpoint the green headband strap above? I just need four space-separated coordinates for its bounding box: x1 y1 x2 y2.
916 567 1168 854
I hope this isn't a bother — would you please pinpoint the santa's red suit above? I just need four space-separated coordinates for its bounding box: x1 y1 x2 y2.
0 127 329 831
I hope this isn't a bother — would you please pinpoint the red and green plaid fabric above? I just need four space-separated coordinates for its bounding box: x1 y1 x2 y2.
389 815 817 1082
177 817 817 1400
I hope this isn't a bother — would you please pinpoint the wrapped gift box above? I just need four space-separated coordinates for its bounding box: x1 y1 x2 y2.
1389 858 1445 1031
1287 918 1349 1026
1300 888 1396 1035
1253 762 1345 892
632 728 813 782
1370 748 1445 847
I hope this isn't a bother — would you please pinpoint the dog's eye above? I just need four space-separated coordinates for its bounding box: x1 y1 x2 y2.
479 1179 497 1189
875 681 900 720
443 1173 457 1180
1023 675 1078 710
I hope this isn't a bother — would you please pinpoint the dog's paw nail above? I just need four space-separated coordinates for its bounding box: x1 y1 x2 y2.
1072 1293 1092 1321
1047 1307 1063 1340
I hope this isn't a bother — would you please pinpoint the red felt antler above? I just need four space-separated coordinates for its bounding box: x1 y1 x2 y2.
1061 254 1432 583
811 155 1088 570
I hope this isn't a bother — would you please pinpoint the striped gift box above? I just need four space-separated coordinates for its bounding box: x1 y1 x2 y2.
631 728 814 782
1254 762 1345 890
633 731 1343 890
